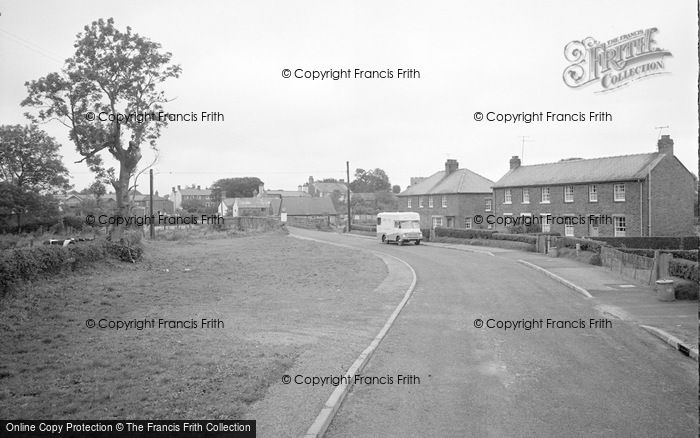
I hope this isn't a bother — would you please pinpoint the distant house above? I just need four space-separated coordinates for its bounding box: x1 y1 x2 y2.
301 177 350 201
492 135 695 237
280 197 338 223
57 192 117 215
171 185 214 210
132 193 174 215
218 198 236 216
398 159 494 229
232 198 272 217
265 190 310 198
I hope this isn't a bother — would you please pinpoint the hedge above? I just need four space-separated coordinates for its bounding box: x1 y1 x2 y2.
593 236 699 250
434 228 536 244
616 249 698 262
0 239 142 297
435 228 497 240
669 258 699 283
552 236 606 253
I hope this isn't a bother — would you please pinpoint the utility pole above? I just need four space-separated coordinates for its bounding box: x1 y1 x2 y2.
346 161 351 232
149 169 155 239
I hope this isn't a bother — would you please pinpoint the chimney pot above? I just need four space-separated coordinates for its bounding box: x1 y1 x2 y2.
197 185 201 190
445 159 459 175
657 134 674 156
510 156 521 170
177 185 181 190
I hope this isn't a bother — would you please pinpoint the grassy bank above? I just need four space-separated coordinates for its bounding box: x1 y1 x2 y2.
0 233 387 419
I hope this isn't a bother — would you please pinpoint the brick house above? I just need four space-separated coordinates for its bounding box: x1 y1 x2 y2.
171 185 214 211
491 135 695 237
397 159 494 229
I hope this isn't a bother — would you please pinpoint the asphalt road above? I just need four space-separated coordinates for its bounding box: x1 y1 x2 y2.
291 229 698 438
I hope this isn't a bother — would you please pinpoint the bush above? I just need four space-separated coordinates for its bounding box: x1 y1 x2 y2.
0 239 141 297
669 259 699 283
672 278 698 300
434 227 497 239
351 224 376 233
420 228 431 241
594 236 699 250
553 236 605 253
492 233 537 244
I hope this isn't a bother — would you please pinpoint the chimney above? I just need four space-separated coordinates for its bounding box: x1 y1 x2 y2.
298 185 303 192
258 183 265 196
221 190 227 199
309 176 314 184
177 185 181 191
510 156 521 170
657 134 673 156
171 186 175 193
197 185 201 190
445 159 459 175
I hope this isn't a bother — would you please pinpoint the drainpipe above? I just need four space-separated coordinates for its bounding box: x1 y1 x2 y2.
639 180 643 237
647 167 652 236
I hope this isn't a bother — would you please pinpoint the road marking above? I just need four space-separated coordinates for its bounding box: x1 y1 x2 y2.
517 259 593 299
618 284 636 288
289 232 418 438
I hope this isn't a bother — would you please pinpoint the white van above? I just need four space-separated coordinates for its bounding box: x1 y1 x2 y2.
376 212 423 245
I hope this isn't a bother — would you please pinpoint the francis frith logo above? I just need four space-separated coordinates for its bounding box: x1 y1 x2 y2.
563 28 672 92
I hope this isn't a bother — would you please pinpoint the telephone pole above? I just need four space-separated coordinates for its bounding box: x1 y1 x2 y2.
346 161 351 232
149 169 155 239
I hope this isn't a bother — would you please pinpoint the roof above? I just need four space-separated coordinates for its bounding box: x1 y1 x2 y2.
399 168 494 196
492 153 665 188
265 190 310 198
220 197 236 207
351 192 377 201
281 197 338 216
312 182 348 193
179 188 211 196
235 198 270 209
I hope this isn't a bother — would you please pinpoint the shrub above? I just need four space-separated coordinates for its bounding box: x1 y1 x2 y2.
553 236 605 253
672 278 698 300
434 227 497 239
420 228 431 241
492 233 537 244
0 239 141 297
351 224 376 233
669 259 699 283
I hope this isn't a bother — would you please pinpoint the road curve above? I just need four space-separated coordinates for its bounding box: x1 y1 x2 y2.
290 229 698 438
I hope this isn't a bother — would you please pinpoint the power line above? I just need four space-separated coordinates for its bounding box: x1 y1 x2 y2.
0 27 65 64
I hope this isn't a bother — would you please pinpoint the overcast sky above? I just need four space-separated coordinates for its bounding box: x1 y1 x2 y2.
0 1 697 196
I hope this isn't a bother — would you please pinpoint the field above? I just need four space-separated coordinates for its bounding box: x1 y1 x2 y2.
0 231 391 421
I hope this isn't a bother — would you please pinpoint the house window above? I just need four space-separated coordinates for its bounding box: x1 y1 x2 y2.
428 196 434 208
485 199 492 211
614 184 625 202
419 196 424 208
541 214 551 232
565 222 575 237
589 185 597 202
541 187 550 203
465 217 472 229
504 189 512 204
564 185 574 203
442 195 447 208
432 216 442 228
407 198 412 208
614 216 626 236
522 188 530 204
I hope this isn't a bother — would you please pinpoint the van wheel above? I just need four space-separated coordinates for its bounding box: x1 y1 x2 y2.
381 235 387 243
415 240 421 245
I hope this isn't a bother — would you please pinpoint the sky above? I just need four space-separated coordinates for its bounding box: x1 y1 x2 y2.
0 1 697 196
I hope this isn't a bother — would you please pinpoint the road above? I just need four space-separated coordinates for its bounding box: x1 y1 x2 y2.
290 228 698 438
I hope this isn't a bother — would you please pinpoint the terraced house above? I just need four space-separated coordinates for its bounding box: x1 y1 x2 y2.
491 135 695 237
398 159 494 229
